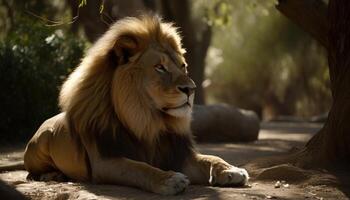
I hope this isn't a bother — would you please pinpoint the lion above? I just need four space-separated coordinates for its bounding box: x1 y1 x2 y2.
23 14 249 195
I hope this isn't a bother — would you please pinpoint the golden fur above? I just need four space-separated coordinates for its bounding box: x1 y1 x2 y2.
59 15 189 142
24 15 249 195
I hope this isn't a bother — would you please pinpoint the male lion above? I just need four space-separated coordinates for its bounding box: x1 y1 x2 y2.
24 15 249 195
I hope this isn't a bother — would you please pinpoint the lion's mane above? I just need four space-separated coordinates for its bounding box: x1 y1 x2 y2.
59 15 190 144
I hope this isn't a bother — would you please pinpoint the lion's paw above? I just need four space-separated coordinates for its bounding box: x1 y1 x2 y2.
209 165 249 186
155 172 190 195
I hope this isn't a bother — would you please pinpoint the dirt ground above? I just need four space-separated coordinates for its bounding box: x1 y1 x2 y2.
0 122 349 200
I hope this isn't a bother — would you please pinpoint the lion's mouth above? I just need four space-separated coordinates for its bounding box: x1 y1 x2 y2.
162 102 191 111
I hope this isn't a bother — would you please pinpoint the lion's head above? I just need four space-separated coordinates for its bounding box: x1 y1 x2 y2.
59 15 195 142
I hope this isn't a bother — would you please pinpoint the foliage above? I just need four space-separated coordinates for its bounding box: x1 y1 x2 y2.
196 0 233 27
78 0 105 14
0 17 86 142
205 1 331 119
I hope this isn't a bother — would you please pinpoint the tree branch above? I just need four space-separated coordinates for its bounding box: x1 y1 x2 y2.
276 0 329 48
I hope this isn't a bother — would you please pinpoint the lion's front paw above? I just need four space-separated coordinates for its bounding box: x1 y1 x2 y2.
209 164 249 187
154 172 190 195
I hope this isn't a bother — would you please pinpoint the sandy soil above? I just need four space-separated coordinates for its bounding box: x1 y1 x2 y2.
0 122 349 200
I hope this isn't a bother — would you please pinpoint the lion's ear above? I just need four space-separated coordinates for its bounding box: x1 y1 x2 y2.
113 35 140 65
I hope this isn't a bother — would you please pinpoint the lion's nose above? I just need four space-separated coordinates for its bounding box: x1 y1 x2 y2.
177 85 196 96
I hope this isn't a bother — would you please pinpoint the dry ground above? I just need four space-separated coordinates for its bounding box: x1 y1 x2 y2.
0 122 349 200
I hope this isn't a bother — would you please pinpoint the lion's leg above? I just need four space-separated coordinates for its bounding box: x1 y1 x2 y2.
91 157 189 195
182 154 249 186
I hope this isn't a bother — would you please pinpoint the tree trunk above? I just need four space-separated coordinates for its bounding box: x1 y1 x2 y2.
276 0 350 167
67 0 147 42
302 0 350 165
67 0 110 42
276 0 329 48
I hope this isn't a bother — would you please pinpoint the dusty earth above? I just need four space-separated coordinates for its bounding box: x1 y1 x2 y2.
0 122 349 200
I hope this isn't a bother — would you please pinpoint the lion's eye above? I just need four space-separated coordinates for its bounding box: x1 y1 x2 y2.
154 64 167 74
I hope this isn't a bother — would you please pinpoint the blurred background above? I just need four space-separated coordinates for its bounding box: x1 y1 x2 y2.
0 0 331 143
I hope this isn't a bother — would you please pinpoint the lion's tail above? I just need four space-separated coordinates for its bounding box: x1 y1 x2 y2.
0 161 25 172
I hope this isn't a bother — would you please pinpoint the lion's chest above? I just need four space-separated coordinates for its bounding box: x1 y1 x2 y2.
96 126 194 172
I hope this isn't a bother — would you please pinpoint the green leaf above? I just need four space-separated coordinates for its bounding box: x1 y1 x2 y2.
99 4 104 14
78 0 87 8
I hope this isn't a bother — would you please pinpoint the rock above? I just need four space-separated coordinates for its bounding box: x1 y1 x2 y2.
274 181 282 188
191 104 260 142
274 180 289 189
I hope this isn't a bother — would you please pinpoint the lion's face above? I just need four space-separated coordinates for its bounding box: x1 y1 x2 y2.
115 45 196 118
143 47 196 118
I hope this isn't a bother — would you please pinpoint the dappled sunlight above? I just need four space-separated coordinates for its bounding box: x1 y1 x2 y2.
258 131 312 142
1 0 349 199
196 122 321 166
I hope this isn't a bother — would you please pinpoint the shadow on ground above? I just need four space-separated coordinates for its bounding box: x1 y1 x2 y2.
1 122 348 200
